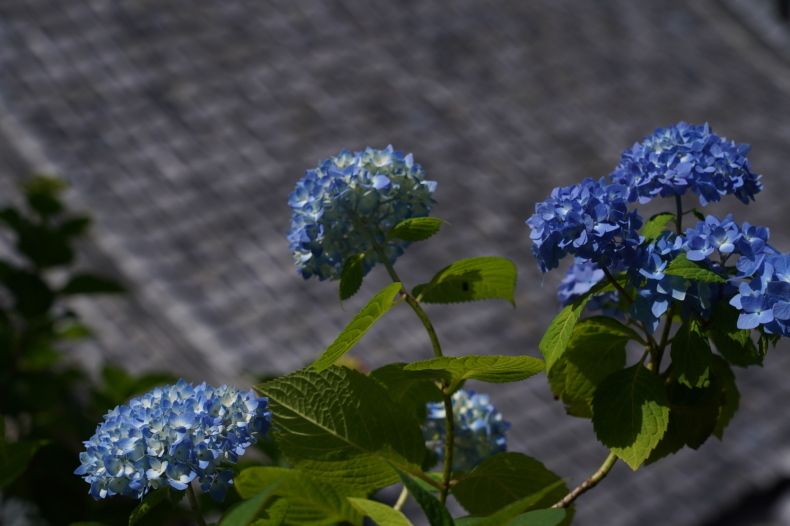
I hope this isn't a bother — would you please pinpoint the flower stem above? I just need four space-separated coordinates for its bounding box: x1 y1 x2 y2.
186 484 208 526
601 267 633 305
551 452 618 508
394 485 409 511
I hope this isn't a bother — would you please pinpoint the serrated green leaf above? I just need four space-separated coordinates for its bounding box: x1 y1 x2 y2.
250 497 289 526
339 254 366 301
711 356 740 440
712 302 752 346
388 217 446 242
395 468 453 526
403 355 544 391
369 363 442 425
219 482 280 526
708 329 762 368
236 467 363 526
591 365 669 470
129 486 170 526
412 257 516 306
347 498 415 526
670 318 712 388
60 274 126 295
255 368 427 492
538 297 590 373
312 282 404 371
664 254 727 284
451 452 570 517
548 317 629 414
642 212 676 241
470 479 568 526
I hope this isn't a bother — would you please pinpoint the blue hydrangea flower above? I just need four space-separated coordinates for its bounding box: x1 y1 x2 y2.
75 380 271 502
422 390 509 472
287 146 436 280
526 178 643 272
609 122 762 206
731 254 790 336
557 261 621 317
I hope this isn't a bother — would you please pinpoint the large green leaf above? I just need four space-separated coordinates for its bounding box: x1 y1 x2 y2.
0 440 49 488
59 274 126 295
451 452 570 517
709 303 761 367
670 318 712 388
129 486 169 526
236 467 363 526
711 356 740 440
412 257 517 305
403 355 544 391
311 282 404 371
538 297 590 373
591 365 669 470
347 498 415 526
663 254 727 284
455 509 566 526
641 212 676 242
255 368 427 492
219 483 280 526
250 498 289 526
395 468 453 526
548 317 630 415
470 479 568 526
388 217 446 243
369 363 443 425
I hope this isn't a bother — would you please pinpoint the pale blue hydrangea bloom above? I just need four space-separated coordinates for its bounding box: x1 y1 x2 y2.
422 389 509 472
287 146 437 281
74 380 271 502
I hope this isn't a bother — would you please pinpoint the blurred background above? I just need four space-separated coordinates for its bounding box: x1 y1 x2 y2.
1 0 790 524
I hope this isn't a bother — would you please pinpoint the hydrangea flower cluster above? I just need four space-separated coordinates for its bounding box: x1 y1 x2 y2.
557 261 621 316
731 253 790 335
526 178 643 272
422 390 510 472
287 146 437 281
609 122 762 206
74 380 271 502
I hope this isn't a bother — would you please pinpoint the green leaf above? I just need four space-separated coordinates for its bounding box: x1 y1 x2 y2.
339 254 367 301
219 482 280 526
548 317 630 414
538 297 590 374
670 318 712 388
236 467 363 526
455 509 566 526
708 329 762 368
347 497 415 526
591 365 669 470
388 217 446 242
255 368 427 492
452 453 570 517
412 257 517 306
403 355 544 391
395 468 453 526
712 302 752 347
311 282 403 371
5 270 54 318
470 479 568 526
0 440 49 487
129 486 170 526
711 356 740 440
663 253 727 284
249 497 289 526
369 363 443 425
60 274 126 295
642 212 676 242
58 216 92 238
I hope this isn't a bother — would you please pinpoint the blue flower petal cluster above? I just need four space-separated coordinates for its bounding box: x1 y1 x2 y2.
75 380 271 502
609 122 762 206
731 253 790 335
557 261 621 317
422 389 509 472
526 178 643 272
287 146 436 281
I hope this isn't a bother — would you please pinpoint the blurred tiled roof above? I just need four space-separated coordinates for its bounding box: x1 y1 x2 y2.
1 1 790 524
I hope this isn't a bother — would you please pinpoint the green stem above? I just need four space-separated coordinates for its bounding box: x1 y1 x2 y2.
393 485 409 511
552 452 618 508
601 267 633 305
438 390 455 504
186 484 208 526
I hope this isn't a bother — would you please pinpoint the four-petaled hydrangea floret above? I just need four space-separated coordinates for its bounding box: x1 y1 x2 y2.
731 253 790 335
74 380 271 503
526 178 643 272
609 122 762 206
422 389 509 472
287 146 437 281
557 261 621 317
